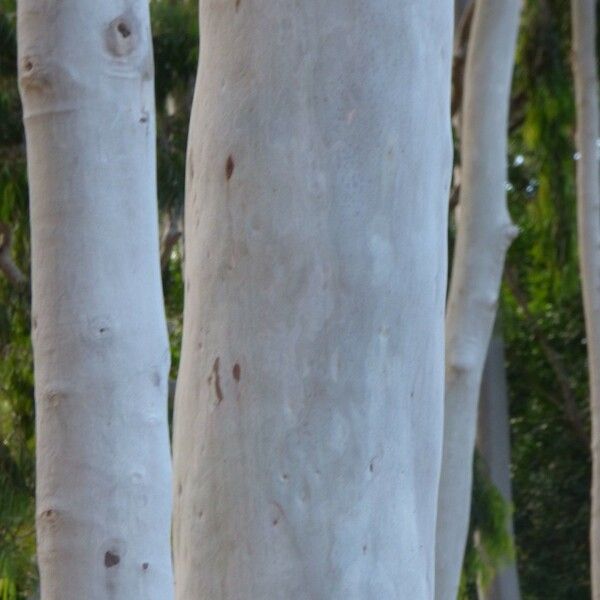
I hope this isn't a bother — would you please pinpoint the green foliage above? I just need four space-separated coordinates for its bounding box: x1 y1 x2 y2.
460 455 516 599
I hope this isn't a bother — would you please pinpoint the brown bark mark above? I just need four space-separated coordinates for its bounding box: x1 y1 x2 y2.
225 155 235 180
104 551 120 568
211 358 224 403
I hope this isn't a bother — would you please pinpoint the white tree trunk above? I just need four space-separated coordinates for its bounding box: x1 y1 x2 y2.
571 1 600 597
172 2 453 598
435 1 521 598
18 2 173 598
476 333 521 600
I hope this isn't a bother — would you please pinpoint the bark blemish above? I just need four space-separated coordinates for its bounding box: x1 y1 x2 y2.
19 56 50 91
104 551 120 568
116 21 131 38
212 357 224 403
225 155 235 180
40 509 56 522
46 390 65 407
271 501 285 526
151 371 161 387
232 363 241 382
105 14 137 57
369 455 380 475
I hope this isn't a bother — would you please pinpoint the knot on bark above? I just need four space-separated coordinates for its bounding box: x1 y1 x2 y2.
19 55 51 91
105 13 138 57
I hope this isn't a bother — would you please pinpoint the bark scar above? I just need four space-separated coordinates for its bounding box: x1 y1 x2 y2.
211 357 223 403
104 551 120 568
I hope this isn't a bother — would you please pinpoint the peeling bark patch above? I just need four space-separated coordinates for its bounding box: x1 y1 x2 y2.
232 363 241 382
104 551 120 568
225 155 235 180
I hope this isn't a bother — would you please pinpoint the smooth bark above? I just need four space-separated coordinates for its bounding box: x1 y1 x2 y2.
172 2 453 598
476 333 521 600
435 1 521 597
571 1 600 597
18 1 173 598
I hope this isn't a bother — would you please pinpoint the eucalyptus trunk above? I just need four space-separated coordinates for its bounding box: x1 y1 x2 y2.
435 1 521 597
18 2 173 598
172 2 453 598
477 333 521 600
571 1 600 597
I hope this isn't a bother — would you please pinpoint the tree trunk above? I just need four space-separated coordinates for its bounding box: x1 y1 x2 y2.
435 0 521 597
18 2 173 598
476 333 521 600
571 1 600 597
172 2 453 598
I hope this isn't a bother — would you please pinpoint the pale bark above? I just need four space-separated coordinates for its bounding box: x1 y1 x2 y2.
18 2 173 598
172 2 453 598
435 1 521 597
476 333 521 600
571 1 600 597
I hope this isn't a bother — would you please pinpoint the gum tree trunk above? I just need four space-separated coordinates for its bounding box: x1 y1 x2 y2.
571 1 600 597
435 1 521 597
476 333 521 600
18 2 173 598
172 2 453 598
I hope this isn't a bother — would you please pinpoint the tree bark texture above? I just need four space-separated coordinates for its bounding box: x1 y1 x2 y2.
18 1 173 598
173 2 453 598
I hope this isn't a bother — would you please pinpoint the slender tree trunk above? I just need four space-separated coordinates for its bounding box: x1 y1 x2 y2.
18 2 173 598
476 332 521 600
571 1 600 597
435 1 521 597
172 2 453 598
